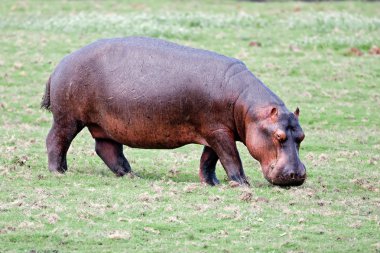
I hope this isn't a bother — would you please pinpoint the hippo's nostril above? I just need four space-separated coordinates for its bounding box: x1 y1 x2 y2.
298 164 306 178
290 172 295 179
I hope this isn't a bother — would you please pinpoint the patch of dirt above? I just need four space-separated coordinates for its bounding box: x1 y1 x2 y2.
108 230 131 240
293 6 301 12
31 200 48 210
289 45 301 52
217 205 242 220
318 153 328 162
183 183 199 193
47 214 60 224
151 183 164 194
168 167 180 177
240 191 253 202
368 155 380 165
347 47 363 56
217 230 229 238
228 181 240 188
217 213 236 220
209 195 223 202
305 153 331 167
298 218 306 224
143 227 160 234
292 187 317 199
372 242 380 252
248 41 262 47
337 151 359 158
317 177 327 190
12 155 29 166
352 178 379 192
13 62 23 69
348 221 362 229
165 205 173 212
0 226 16 234
18 221 44 230
167 216 183 223
249 203 263 213
368 45 380 55
165 179 176 186
193 204 211 212
239 188 254 202
137 192 161 203
253 197 269 204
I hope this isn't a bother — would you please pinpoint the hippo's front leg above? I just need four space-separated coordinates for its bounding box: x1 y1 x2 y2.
206 130 249 186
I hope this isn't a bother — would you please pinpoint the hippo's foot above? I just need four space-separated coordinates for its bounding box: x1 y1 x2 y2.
95 138 132 176
49 167 67 174
125 171 141 179
113 165 132 177
201 172 220 186
46 119 84 174
199 146 220 186
229 174 250 187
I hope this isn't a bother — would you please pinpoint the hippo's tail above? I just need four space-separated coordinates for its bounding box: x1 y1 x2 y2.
41 76 51 111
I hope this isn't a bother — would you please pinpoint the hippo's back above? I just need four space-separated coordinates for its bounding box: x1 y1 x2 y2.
55 36 243 89
94 36 240 73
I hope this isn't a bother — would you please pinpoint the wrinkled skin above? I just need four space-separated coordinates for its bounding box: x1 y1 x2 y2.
42 37 306 186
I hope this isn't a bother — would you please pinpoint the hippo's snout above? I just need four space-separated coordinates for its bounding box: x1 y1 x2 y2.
281 163 306 186
265 163 306 186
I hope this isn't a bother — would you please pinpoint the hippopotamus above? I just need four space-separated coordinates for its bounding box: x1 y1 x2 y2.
42 37 306 186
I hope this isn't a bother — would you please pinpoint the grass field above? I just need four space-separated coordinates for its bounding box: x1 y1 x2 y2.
1 1 379 252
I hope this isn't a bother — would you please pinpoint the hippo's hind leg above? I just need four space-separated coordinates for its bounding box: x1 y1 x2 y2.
199 146 220 185
95 139 132 177
46 120 83 173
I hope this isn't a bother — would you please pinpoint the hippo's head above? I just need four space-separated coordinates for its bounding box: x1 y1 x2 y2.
245 106 306 186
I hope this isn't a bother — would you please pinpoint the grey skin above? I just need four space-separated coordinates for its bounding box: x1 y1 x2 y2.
42 37 306 186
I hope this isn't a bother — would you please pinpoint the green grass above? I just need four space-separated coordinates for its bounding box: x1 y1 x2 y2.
1 1 379 252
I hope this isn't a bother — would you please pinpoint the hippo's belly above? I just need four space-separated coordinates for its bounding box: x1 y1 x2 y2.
87 90 211 149
89 118 207 149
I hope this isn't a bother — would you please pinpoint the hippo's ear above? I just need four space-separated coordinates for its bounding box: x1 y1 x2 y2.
294 107 300 118
270 107 278 120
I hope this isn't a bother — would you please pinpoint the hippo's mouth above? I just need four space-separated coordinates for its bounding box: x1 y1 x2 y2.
262 162 277 183
263 162 306 186
267 175 306 186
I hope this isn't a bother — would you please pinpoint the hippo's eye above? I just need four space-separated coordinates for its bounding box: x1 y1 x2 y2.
274 129 287 142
